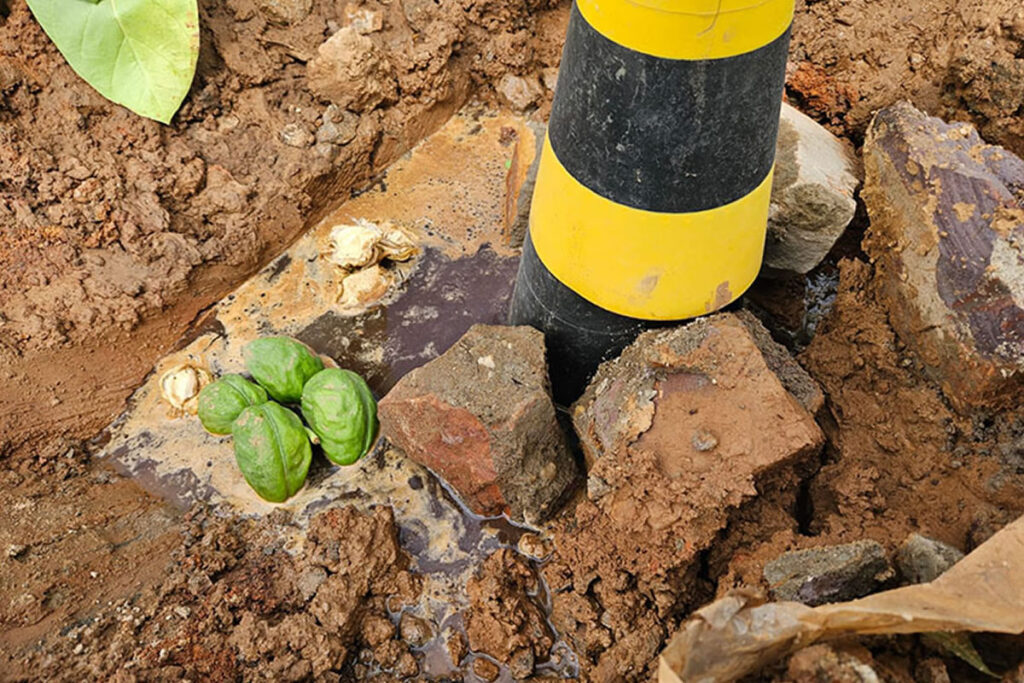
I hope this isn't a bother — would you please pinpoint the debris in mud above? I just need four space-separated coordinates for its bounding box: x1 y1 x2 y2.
659 512 1024 683
777 644 881 683
465 548 554 678
3 502 426 680
765 102 861 275
862 101 1024 411
379 324 577 523
762 540 893 606
307 27 399 113
543 312 823 679
943 32 1024 158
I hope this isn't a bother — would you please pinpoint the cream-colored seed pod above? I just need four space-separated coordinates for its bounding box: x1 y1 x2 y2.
159 364 212 414
328 220 383 269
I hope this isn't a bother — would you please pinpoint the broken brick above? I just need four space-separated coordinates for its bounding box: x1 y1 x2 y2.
378 324 576 523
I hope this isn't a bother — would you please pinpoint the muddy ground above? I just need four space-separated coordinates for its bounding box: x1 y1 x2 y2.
3 0 1024 680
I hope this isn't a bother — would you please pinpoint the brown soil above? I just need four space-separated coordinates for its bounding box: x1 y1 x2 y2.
4 0 1024 681
3 502 423 681
0 0 567 459
789 0 1024 152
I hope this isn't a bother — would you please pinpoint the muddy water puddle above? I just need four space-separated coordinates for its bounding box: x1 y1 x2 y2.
97 109 576 678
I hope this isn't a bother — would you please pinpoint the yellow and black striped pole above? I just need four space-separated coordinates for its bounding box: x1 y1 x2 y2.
510 0 794 403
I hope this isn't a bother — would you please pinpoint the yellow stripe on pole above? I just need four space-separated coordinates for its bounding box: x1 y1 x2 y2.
577 0 793 60
529 135 773 320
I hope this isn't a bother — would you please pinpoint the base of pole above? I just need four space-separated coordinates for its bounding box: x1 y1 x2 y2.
509 233 672 405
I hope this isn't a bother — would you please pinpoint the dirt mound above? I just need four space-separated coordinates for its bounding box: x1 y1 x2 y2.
789 0 1024 152
3 503 423 681
800 259 1024 546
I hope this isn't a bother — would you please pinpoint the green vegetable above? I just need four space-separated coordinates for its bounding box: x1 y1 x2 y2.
231 402 312 503
243 337 324 404
196 374 268 435
26 0 200 124
301 368 378 466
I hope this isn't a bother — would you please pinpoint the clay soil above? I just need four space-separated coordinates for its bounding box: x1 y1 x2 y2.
3 0 1024 681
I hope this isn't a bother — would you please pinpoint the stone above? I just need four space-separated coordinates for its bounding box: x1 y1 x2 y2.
496 73 543 112
785 644 881 683
568 313 824 580
763 540 894 606
297 566 327 601
895 533 964 584
378 324 577 523
307 28 398 113
472 657 500 682
765 102 861 274
344 5 383 34
735 309 825 415
316 105 359 146
255 0 311 25
862 102 1024 411
915 657 951 683
279 123 314 148
398 612 432 647
444 627 467 666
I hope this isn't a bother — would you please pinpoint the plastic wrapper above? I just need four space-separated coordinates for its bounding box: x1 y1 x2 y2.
660 515 1024 682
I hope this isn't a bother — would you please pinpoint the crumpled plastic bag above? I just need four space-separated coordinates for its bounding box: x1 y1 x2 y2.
659 515 1024 682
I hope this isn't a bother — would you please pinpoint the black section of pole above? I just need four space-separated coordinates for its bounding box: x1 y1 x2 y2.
510 234 652 405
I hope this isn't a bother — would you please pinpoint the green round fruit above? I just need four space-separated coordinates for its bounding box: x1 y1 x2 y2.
243 337 324 403
197 374 268 435
301 368 378 466
232 402 312 503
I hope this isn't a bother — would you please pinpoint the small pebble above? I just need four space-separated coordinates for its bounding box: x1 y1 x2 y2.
691 428 719 452
399 612 432 648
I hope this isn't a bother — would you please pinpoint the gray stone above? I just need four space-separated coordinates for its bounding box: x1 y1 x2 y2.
764 540 893 606
378 325 577 523
896 534 964 584
316 105 358 145
765 102 861 274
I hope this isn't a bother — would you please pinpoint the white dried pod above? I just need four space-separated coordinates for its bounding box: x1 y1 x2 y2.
338 264 392 310
328 219 383 269
378 228 417 262
159 364 212 414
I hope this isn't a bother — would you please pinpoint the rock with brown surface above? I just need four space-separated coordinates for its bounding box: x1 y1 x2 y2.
378 324 577 523
862 101 1024 411
543 313 823 678
307 28 399 113
783 644 881 683
568 313 824 579
765 103 861 274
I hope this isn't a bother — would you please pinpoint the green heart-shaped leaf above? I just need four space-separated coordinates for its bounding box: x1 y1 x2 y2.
27 0 199 123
